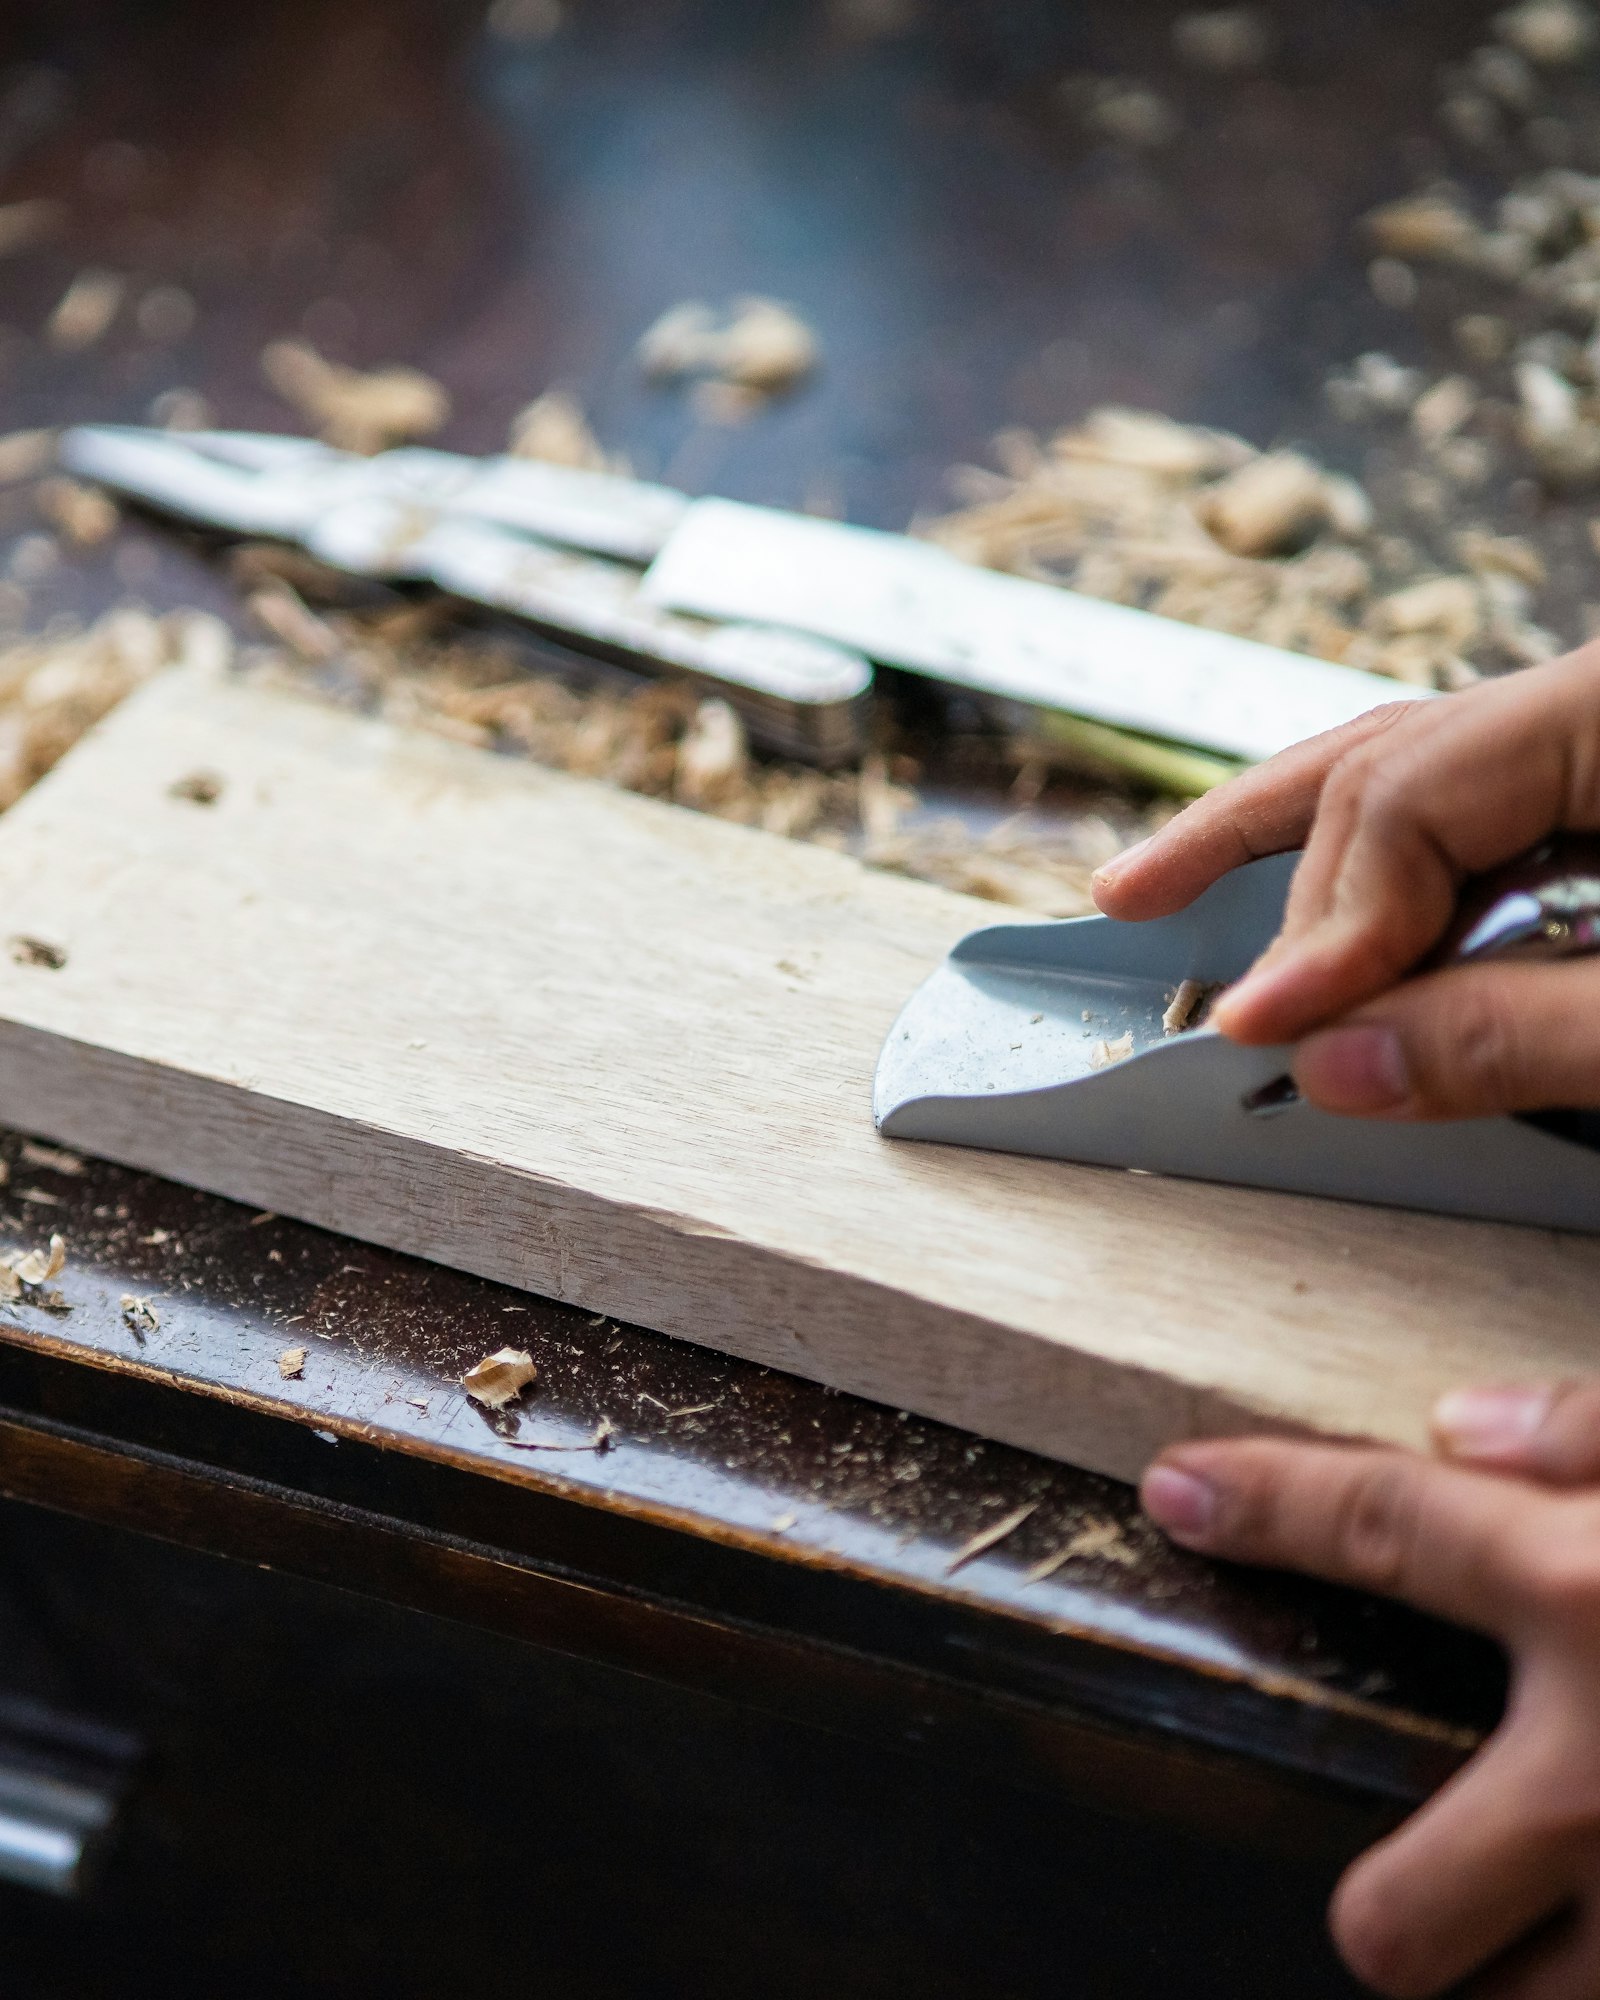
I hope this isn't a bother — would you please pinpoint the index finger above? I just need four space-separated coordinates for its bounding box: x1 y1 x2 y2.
1091 702 1419 921
1141 1436 1528 1636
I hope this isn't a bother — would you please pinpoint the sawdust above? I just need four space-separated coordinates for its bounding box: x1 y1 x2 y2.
18 1142 83 1176
1089 1032 1136 1069
261 340 451 455
278 1347 307 1379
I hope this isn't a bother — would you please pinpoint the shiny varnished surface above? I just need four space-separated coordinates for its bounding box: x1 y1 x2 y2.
0 0 1528 1813
0 1126 1504 1820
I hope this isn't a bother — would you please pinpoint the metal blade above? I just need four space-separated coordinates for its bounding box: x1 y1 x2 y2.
58 426 342 538
642 500 1430 765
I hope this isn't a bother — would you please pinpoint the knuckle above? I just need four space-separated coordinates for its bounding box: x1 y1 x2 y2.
1429 982 1524 1111
1327 1460 1425 1594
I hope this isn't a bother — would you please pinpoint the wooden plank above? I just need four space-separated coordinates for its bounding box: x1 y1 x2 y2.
0 667 1595 1482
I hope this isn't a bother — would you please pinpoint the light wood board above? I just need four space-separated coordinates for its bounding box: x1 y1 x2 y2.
0 667 1595 1482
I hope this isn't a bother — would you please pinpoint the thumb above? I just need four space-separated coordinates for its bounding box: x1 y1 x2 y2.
1290 958 1600 1120
1433 1378 1600 1485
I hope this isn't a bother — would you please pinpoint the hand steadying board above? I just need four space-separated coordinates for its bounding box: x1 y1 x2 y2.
0 665 1593 1481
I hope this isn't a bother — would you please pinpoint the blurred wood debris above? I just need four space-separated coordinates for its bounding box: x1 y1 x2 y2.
261 340 451 455
637 298 820 420
921 406 1542 692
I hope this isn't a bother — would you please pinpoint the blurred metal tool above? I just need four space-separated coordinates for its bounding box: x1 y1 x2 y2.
62 425 1427 769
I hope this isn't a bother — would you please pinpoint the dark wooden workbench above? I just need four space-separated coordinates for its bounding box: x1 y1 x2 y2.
0 2 1548 1992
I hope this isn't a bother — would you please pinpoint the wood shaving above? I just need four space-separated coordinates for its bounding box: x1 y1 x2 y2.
46 270 124 353
507 390 625 473
1089 1031 1136 1069
0 431 56 486
462 1346 537 1410
1197 452 1334 557
18 1142 83 1175
1024 1519 1140 1583
638 298 819 398
35 478 119 549
945 1499 1040 1574
120 1294 159 1334
3 1233 65 1286
261 340 450 455
1162 979 1216 1034
278 1347 307 1379
507 1416 615 1453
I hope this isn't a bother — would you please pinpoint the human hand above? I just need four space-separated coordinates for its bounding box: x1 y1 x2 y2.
1091 646 1600 1119
1143 1384 1600 1998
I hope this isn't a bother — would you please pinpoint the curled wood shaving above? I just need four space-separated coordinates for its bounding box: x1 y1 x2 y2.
3 1232 65 1286
261 340 450 455
1162 980 1216 1034
462 1347 538 1410
1089 1031 1136 1069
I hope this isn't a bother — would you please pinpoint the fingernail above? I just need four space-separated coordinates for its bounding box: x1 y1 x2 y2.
1141 1464 1217 1543
1433 1386 1553 1461
1294 1025 1411 1114
1093 836 1153 884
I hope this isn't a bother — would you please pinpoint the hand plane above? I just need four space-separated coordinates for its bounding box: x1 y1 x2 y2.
874 841 1600 1232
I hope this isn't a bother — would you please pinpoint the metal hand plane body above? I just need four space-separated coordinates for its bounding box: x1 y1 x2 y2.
875 853 1600 1232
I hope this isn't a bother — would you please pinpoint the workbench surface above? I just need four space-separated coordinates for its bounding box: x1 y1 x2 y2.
0 0 1548 1864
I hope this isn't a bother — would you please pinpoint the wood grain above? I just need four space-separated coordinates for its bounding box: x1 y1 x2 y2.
0 668 1595 1480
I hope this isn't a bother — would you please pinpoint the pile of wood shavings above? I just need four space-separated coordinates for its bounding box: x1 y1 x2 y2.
0 607 227 810
237 586 1133 919
923 407 1508 691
